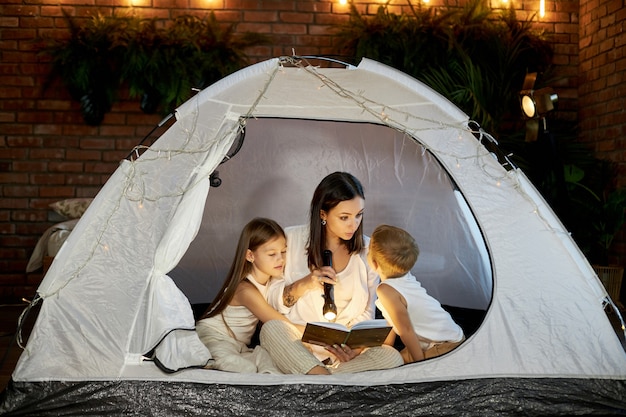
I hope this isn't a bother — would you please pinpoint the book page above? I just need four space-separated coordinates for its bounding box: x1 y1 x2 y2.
307 322 349 332
350 319 390 330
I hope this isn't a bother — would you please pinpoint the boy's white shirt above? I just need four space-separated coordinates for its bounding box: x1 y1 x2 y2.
375 272 464 345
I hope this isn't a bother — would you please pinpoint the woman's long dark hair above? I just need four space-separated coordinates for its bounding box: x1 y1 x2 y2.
200 217 285 320
307 172 365 269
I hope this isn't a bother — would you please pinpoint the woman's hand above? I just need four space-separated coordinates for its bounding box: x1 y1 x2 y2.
309 266 337 290
325 343 363 362
283 266 337 307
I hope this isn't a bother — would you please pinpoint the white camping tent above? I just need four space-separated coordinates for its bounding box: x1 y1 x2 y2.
2 57 625 416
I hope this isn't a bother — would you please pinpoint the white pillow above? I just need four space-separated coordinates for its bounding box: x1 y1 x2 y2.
49 198 93 219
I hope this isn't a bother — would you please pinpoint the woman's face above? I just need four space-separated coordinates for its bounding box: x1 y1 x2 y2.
322 197 365 242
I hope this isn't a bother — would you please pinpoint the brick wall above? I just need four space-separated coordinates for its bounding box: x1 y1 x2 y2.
579 0 626 265
0 0 586 303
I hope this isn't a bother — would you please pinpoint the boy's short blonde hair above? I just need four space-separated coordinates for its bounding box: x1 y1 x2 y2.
370 225 419 278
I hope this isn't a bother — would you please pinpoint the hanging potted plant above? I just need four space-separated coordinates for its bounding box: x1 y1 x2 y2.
334 0 553 137
39 12 269 123
121 14 269 115
121 15 209 115
119 17 164 114
38 11 129 125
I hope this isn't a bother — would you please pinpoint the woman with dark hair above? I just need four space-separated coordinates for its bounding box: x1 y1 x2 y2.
261 172 403 374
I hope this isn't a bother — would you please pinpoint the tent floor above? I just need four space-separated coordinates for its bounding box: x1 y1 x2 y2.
2 377 626 416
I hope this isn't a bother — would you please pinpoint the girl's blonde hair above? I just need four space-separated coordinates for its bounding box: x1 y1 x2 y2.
370 225 419 278
201 217 285 319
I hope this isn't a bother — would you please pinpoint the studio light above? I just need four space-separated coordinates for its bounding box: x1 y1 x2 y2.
519 73 558 119
519 72 558 141
520 87 558 119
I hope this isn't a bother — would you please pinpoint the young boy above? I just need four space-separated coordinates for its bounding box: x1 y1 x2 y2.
368 225 465 363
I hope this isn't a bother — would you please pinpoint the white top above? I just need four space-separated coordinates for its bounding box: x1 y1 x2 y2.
197 274 269 345
267 224 378 328
375 272 464 345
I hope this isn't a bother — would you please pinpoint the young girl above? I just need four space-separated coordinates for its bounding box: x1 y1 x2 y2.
196 217 328 374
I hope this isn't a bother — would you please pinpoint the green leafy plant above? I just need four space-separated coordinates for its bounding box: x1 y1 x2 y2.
39 12 269 124
39 11 131 125
121 14 268 114
564 159 626 265
335 0 553 136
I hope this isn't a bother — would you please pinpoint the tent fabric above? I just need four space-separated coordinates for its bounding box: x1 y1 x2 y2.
2 56 625 414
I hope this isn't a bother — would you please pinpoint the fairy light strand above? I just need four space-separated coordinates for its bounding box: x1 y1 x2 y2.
40 56 579 302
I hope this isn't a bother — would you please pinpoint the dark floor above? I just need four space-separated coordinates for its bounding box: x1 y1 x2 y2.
1 301 625 394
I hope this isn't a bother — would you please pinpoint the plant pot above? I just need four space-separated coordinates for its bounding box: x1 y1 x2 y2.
593 265 624 309
79 90 112 126
140 91 161 114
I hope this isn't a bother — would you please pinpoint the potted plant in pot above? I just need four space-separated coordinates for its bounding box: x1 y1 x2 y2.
39 12 269 123
122 14 269 115
334 0 553 137
38 11 130 125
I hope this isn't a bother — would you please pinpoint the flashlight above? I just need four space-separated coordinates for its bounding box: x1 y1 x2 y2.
322 250 337 321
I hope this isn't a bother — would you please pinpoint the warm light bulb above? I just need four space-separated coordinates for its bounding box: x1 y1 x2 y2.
521 95 536 118
539 0 545 17
338 0 347 4
324 310 337 321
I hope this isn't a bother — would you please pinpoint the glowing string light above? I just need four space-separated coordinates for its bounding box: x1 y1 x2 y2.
47 55 578 302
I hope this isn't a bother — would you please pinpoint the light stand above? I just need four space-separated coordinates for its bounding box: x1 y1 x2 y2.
519 72 567 215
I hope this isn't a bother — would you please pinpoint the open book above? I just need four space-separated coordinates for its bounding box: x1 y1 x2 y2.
301 319 392 348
